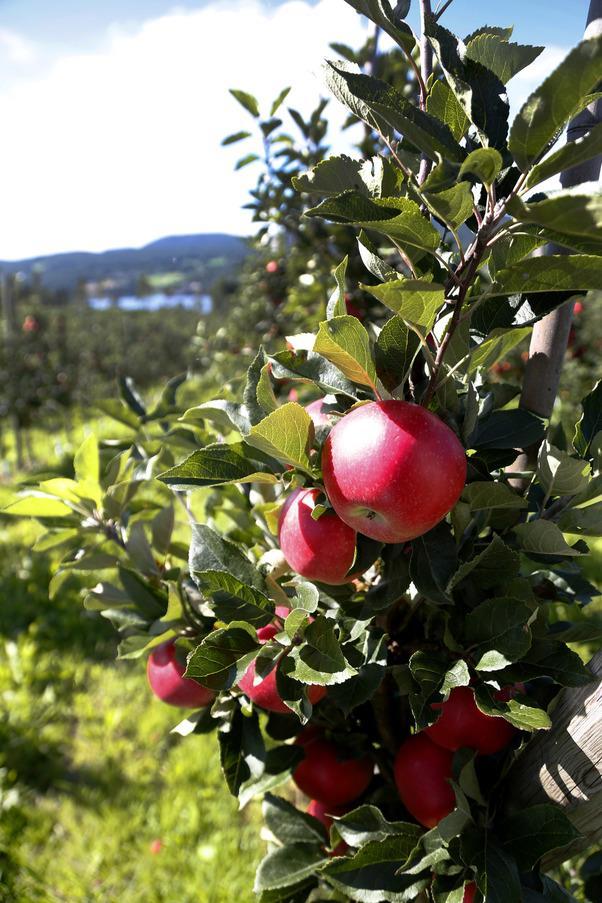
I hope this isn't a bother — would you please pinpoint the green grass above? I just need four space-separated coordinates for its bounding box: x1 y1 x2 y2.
0 516 263 903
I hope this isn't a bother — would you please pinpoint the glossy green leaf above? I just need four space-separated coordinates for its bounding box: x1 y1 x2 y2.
229 88 260 117
254 843 327 893
189 524 265 590
459 148 503 187
248 403 314 473
574 381 602 458
501 805 581 871
194 571 274 627
465 597 533 670
426 79 469 141
526 121 602 188
263 794 327 845
185 624 259 691
470 409 546 450
491 255 602 297
537 442 590 497
468 327 531 373
374 315 421 392
462 482 528 512
464 34 543 84
362 279 445 328
514 520 583 557
425 182 473 229
158 442 281 489
327 256 348 319
314 316 377 389
509 35 602 171
322 835 430 903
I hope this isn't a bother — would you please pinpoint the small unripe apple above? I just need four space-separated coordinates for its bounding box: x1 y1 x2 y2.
147 640 215 709
393 733 455 828
307 799 348 856
322 400 466 544
293 730 374 807
239 606 326 714
278 487 357 584
425 686 516 755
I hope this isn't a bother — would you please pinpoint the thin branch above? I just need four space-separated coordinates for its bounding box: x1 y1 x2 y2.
435 0 455 20
418 0 434 183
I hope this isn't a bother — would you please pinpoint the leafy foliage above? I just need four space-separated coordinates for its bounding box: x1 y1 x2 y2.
6 5 602 903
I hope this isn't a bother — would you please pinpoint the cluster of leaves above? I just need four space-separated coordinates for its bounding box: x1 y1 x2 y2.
5 1 602 901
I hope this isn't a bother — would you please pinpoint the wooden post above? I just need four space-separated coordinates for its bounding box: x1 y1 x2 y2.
504 653 602 866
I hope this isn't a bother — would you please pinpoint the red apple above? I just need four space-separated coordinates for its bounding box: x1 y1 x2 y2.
305 398 330 428
573 300 584 315
464 881 477 903
394 733 455 828
149 839 163 855
266 260 279 273
307 799 348 856
293 730 374 807
321 400 466 544
278 487 357 585
425 686 516 755
239 606 327 714
147 640 215 709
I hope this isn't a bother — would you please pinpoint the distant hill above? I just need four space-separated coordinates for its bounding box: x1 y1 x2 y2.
0 233 250 296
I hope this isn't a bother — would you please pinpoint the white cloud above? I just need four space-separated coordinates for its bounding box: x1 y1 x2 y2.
0 0 367 259
0 28 37 64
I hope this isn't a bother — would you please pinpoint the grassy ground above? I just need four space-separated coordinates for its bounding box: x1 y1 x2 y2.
0 507 263 903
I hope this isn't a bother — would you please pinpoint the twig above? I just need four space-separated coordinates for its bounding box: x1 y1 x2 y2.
418 0 434 183
435 0 455 20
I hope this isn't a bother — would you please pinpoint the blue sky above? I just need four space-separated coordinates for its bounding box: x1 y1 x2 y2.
0 1 588 259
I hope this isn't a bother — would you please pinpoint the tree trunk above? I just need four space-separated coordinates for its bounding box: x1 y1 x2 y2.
504 653 602 867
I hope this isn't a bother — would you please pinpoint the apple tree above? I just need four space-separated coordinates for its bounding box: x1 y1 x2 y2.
6 1 602 901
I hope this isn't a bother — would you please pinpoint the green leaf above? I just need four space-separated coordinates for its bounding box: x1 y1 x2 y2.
514 521 583 558
294 155 393 199
334 805 422 848
189 524 265 591
314 316 377 389
219 707 264 796
194 571 274 627
254 844 327 893
507 192 602 239
247 403 314 474
574 381 602 458
221 130 251 146
322 835 430 903
235 153 260 170
341 1 415 53
159 442 281 489
306 193 441 255
491 255 602 297
462 482 528 512
558 503 602 537
509 34 602 171
180 399 251 434
362 280 445 329
526 122 602 188
460 829 522 903
229 88 260 117
426 22 509 149
357 230 398 282
74 433 100 486
442 660 471 693
505 639 593 686
245 347 272 426
269 349 360 400
410 523 457 604
3 494 75 518
468 327 531 374
465 597 533 670
270 86 291 115
501 805 581 871
459 148 503 187
263 794 326 845
464 34 543 84
324 62 464 162
493 697 552 732
470 409 546 450
537 442 590 497
374 316 421 392
288 616 357 685
426 79 470 141
185 624 259 691
327 256 348 319
448 535 520 592
425 182 474 229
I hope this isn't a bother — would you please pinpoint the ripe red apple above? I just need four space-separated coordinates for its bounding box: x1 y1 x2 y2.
321 400 466 544
278 487 358 584
293 730 374 807
464 881 477 903
147 640 215 709
305 398 330 428
394 733 455 828
425 686 516 755
573 300 584 315
266 260 279 273
149 839 163 855
307 799 348 856
239 606 327 714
